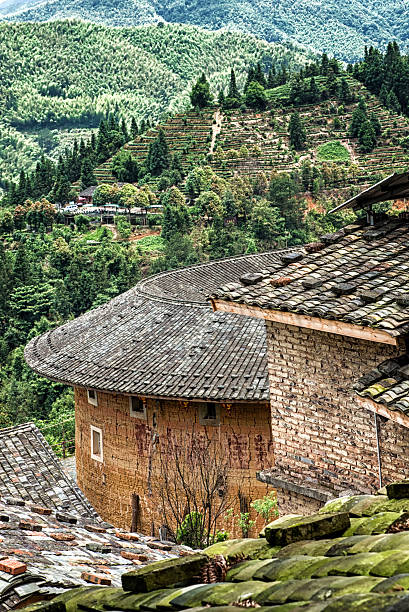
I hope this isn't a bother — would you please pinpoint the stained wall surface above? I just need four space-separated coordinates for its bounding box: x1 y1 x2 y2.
75 388 273 536
265 320 409 512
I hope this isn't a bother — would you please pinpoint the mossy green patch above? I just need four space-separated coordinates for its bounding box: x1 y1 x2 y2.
312 551 397 578
204 539 243 557
163 584 219 609
254 556 327 582
316 141 351 162
54 588 111 612
369 532 409 552
370 551 409 577
373 498 409 514
352 512 402 536
201 580 268 606
342 518 368 536
121 553 209 593
265 513 350 546
345 534 389 554
312 575 383 600
205 538 275 562
278 539 343 559
325 535 372 557
372 573 409 593
323 592 407 611
347 497 389 517
287 576 338 603
320 496 373 515
226 559 273 582
255 579 310 605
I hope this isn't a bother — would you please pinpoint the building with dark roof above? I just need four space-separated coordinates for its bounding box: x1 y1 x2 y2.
211 176 409 514
25 251 290 536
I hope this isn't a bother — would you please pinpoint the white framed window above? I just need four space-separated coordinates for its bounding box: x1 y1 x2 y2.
199 402 220 426
90 425 103 462
87 389 98 406
130 396 147 420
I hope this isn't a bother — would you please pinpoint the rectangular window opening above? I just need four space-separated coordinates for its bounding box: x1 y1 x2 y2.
90 425 103 462
87 389 98 406
199 402 220 426
204 402 217 420
130 396 147 419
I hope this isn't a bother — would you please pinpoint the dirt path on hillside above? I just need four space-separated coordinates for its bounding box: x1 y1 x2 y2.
342 139 357 162
209 109 222 154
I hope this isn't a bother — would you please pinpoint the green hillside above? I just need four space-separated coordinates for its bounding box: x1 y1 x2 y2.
3 0 409 61
0 20 309 188
91 77 409 194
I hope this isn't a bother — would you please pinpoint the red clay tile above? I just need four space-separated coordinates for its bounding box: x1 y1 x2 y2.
50 532 76 542
120 551 148 562
81 571 111 585
0 558 27 575
115 531 139 542
31 505 52 516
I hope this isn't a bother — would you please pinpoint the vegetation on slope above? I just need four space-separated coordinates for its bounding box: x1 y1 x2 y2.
1 42 409 454
3 0 409 61
0 20 309 187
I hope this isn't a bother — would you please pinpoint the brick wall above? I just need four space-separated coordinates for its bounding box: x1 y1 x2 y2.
75 389 272 537
265 321 409 512
276 489 322 515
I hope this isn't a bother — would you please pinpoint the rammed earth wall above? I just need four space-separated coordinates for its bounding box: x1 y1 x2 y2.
75 388 272 536
265 321 409 513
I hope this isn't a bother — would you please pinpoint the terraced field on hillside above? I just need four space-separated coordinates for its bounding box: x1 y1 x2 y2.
91 78 409 192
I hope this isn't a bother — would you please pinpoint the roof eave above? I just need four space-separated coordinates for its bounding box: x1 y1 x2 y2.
212 299 398 346
356 394 409 429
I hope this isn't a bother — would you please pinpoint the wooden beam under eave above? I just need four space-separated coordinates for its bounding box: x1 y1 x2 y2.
357 395 409 429
211 299 398 346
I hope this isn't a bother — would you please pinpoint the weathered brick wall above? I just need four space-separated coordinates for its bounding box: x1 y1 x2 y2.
265 321 409 513
276 490 322 515
75 389 272 537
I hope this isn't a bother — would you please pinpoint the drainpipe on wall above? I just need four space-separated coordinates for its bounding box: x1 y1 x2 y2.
374 412 383 489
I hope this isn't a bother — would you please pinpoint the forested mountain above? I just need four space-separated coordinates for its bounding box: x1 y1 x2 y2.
2 0 409 61
0 20 308 188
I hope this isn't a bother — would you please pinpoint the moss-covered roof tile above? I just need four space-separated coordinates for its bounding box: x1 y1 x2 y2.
18 482 409 612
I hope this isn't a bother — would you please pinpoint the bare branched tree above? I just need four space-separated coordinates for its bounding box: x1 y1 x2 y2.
158 428 235 548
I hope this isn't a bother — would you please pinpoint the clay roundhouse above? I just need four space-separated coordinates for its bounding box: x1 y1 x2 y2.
24 251 290 536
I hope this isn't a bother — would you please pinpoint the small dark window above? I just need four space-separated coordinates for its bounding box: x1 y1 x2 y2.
204 403 217 420
87 389 98 406
199 402 220 426
130 396 147 419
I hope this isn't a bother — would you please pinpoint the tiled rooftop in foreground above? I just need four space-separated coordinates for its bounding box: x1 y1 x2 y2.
20 481 409 612
0 496 189 610
0 423 94 517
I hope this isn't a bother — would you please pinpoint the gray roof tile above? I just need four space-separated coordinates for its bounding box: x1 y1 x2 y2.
25 251 290 401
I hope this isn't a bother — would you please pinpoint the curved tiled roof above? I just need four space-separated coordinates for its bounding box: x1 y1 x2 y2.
355 356 409 414
24 251 288 401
